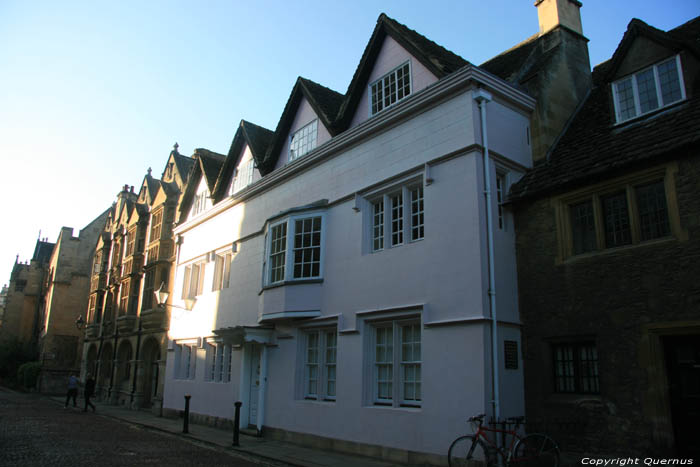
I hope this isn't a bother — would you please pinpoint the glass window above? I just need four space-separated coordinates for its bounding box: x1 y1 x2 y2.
266 214 324 285
370 183 425 253
289 120 318 162
372 320 421 406
553 342 599 394
371 62 411 115
570 200 596 255
613 56 685 123
636 181 670 241
232 157 255 193
303 328 337 400
602 191 632 248
150 210 163 242
212 253 232 291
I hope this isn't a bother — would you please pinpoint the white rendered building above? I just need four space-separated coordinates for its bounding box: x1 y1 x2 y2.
163 3 590 462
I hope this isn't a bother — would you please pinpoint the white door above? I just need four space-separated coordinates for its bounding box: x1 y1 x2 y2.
248 345 261 426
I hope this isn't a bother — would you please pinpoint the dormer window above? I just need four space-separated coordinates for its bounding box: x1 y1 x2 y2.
192 190 208 216
370 62 411 115
231 158 255 194
289 120 318 162
612 55 685 123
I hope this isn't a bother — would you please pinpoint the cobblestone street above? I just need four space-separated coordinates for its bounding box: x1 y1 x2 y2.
0 388 285 466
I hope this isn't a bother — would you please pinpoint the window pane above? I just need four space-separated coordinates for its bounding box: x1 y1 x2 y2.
570 200 596 254
636 181 670 241
602 191 632 248
372 200 384 251
635 68 659 114
391 193 403 246
658 58 682 105
269 223 287 283
293 216 322 279
615 78 637 121
375 327 393 401
370 63 411 116
411 186 424 241
401 323 421 402
289 120 318 161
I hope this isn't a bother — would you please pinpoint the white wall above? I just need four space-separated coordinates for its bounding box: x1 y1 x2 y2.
164 83 531 456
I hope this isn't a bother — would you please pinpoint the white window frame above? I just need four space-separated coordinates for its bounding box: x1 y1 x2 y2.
175 342 197 380
192 189 209 217
212 252 232 291
369 61 412 116
205 341 232 383
181 260 206 299
369 182 424 253
302 327 337 401
369 318 422 407
264 212 326 286
232 157 255 194
612 55 686 123
289 119 318 162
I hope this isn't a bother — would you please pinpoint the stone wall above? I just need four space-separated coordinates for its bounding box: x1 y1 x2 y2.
513 153 700 455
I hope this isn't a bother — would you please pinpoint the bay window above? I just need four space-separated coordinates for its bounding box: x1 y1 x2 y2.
265 213 325 285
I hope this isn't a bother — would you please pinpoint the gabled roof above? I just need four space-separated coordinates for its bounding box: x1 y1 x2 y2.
602 17 700 82
260 78 344 174
138 169 160 205
510 17 700 202
335 13 470 129
173 151 196 183
213 120 274 202
197 148 227 192
177 149 226 223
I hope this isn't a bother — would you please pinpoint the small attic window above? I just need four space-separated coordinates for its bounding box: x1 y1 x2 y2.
612 55 685 123
370 61 411 116
289 120 318 162
232 157 255 194
192 189 208 217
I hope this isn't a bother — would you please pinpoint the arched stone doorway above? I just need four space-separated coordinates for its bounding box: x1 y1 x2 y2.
116 340 133 386
85 344 98 377
98 342 113 398
140 338 161 408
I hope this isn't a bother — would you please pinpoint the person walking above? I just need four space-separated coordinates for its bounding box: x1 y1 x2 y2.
83 373 96 413
64 374 78 408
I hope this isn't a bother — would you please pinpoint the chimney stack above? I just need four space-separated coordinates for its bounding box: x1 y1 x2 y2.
535 0 583 36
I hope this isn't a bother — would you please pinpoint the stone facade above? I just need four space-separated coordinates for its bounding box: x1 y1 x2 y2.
37 213 109 394
511 15 700 458
80 147 195 413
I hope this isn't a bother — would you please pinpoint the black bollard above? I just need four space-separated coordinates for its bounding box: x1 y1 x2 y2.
232 401 242 446
183 394 191 434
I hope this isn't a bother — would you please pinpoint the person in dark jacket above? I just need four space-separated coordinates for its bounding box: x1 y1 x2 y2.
83 374 96 412
64 374 78 408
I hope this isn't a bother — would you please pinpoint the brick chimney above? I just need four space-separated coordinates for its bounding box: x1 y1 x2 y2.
535 0 583 36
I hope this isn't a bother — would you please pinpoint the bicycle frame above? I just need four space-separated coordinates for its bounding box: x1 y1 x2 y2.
472 419 524 464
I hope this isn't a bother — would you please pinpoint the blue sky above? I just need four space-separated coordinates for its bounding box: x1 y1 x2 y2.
0 0 697 284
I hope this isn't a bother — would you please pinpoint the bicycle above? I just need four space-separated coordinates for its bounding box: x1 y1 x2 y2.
447 413 560 467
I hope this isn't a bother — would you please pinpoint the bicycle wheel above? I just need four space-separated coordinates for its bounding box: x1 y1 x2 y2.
448 435 495 467
511 433 559 467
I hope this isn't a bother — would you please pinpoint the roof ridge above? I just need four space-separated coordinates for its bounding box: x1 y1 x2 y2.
480 32 540 67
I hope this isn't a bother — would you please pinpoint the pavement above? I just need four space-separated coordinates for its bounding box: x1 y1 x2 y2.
48 395 405 467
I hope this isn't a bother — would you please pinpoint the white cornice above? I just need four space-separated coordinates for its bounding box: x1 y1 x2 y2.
175 65 535 236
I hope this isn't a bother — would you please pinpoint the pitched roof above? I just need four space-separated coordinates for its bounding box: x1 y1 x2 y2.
510 17 700 202
335 13 470 128
195 148 226 192
173 152 196 183
176 148 226 223
260 77 344 174
213 120 274 202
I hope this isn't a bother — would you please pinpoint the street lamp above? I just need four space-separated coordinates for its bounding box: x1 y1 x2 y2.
155 282 196 311
75 315 86 330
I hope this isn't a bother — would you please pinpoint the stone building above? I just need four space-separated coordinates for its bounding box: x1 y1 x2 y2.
159 1 591 463
0 239 55 351
36 211 109 394
81 145 195 411
510 15 700 459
